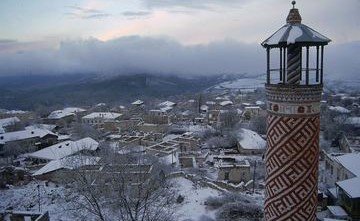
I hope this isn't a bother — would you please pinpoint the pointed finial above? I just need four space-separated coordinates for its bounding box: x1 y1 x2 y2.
287 1 302 24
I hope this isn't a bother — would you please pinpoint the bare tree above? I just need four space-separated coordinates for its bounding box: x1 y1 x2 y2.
61 150 176 221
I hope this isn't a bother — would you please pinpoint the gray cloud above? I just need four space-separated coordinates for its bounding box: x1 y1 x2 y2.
141 0 250 10
0 36 358 81
65 6 111 19
122 11 152 19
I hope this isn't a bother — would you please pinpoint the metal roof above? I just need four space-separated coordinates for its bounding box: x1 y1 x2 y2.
262 23 331 48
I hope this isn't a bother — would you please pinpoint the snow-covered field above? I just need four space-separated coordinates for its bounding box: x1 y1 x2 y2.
173 177 221 221
214 77 265 90
0 181 81 221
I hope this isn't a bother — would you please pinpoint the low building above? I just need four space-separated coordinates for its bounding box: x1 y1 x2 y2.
144 110 169 124
236 128 266 155
0 129 58 157
82 112 122 125
336 177 360 220
45 107 86 127
323 152 360 187
0 117 21 133
217 159 251 184
26 137 99 163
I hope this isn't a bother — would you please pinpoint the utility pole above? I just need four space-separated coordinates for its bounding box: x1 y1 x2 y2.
37 184 41 212
252 160 257 194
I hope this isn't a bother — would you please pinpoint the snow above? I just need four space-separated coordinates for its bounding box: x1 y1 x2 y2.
26 137 99 161
287 26 303 44
0 181 81 221
219 100 233 107
264 25 288 45
82 112 122 120
0 117 20 128
345 117 360 127
25 124 57 132
159 101 176 107
160 106 173 112
33 156 100 176
217 77 264 90
255 101 265 106
336 177 360 198
132 100 144 105
335 153 360 177
237 129 266 150
200 105 209 111
48 107 85 119
173 177 221 221
0 129 56 143
327 206 348 217
329 106 350 114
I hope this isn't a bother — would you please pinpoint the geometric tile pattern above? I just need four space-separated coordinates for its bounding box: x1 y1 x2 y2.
265 115 320 221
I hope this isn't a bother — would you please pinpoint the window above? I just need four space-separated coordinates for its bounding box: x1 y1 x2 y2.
224 172 230 180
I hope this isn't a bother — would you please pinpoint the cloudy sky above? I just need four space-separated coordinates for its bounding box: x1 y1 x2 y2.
0 0 359 79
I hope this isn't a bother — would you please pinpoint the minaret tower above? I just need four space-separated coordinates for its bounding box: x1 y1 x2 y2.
261 1 330 221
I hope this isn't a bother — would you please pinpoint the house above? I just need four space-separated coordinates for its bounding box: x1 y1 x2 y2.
243 106 261 117
0 129 58 156
132 100 144 106
339 135 360 153
82 112 122 125
0 117 21 133
217 159 251 184
323 152 360 187
26 137 99 163
45 107 86 127
329 106 351 114
144 110 169 124
236 128 266 155
336 177 360 220
32 155 101 181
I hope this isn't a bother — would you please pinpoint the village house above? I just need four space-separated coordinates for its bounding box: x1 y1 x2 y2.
45 107 86 127
215 157 251 184
0 129 58 157
26 137 99 164
236 128 266 155
0 117 21 133
336 177 360 220
323 152 360 187
144 110 169 124
82 112 122 125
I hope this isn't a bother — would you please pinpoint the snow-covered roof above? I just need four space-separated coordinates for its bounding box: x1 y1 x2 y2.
95 103 106 107
0 117 20 127
82 112 122 120
345 117 360 127
132 100 144 105
335 153 360 177
48 107 86 119
262 23 331 47
206 101 216 105
0 129 56 143
25 124 57 131
33 155 100 176
200 105 209 111
26 137 99 161
237 128 266 150
219 100 233 107
256 101 265 106
329 106 350 114
336 177 360 198
160 106 173 112
327 206 348 218
159 101 176 107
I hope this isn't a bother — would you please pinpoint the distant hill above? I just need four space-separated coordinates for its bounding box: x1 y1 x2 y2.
0 73 233 110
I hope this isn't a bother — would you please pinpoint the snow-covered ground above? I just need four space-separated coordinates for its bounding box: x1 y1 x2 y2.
173 177 221 221
214 77 265 90
0 181 81 221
